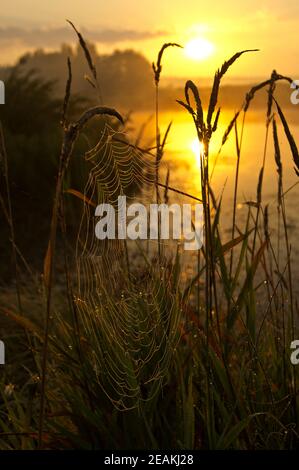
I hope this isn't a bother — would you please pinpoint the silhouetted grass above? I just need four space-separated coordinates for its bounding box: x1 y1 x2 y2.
0 25 298 450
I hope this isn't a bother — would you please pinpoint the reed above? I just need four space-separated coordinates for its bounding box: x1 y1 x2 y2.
0 29 299 450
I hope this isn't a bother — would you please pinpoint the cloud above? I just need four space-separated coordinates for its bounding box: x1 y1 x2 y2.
0 26 167 48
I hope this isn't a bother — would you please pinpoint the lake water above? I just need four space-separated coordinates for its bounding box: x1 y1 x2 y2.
129 108 299 291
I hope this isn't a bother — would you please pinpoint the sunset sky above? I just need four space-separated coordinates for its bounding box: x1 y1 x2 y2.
1 0 299 79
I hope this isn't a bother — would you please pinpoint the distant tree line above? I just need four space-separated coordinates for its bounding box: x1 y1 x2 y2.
5 44 155 110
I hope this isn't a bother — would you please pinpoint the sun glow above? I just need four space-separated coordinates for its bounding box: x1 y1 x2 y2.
190 138 204 168
185 37 214 61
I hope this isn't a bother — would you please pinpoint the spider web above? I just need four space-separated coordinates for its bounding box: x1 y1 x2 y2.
74 123 181 410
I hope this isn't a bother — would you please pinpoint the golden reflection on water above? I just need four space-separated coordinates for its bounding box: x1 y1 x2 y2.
130 109 299 279
131 109 299 202
135 109 238 198
189 138 204 169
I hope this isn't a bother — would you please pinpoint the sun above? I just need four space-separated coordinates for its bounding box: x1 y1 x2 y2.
185 38 215 61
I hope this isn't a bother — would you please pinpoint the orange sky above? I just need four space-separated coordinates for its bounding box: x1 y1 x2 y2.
1 0 299 80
